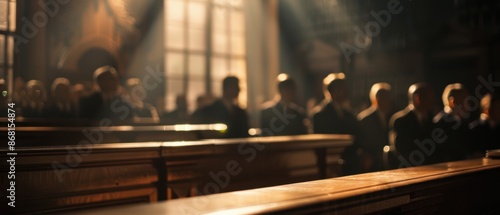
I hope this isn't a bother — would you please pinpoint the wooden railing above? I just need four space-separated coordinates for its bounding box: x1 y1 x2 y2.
68 158 500 215
0 134 352 214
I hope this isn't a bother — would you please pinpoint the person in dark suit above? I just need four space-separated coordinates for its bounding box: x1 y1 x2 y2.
21 80 48 118
260 74 307 136
357 82 393 172
311 73 362 175
311 74 358 134
45 78 78 118
469 92 500 154
163 94 189 124
433 83 472 162
191 76 249 138
79 66 132 122
389 83 440 168
0 79 8 117
124 78 160 124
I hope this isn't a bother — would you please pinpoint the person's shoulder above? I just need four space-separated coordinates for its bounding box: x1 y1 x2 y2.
260 100 278 111
357 106 376 121
288 102 305 114
432 111 446 124
80 92 101 102
390 107 411 125
469 117 488 130
310 99 330 118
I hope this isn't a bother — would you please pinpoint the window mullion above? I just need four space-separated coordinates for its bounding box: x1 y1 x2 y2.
205 0 213 95
183 0 189 95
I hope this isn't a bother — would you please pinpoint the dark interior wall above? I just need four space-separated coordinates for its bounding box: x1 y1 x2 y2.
15 0 163 106
279 0 500 114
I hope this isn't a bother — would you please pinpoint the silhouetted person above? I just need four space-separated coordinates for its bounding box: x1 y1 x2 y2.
433 83 471 162
0 79 7 117
260 75 307 136
196 94 215 110
13 77 27 108
357 82 393 172
469 92 500 153
22 80 47 118
125 78 160 123
79 66 132 121
191 76 249 138
45 78 78 118
311 73 362 175
389 83 440 167
163 94 189 124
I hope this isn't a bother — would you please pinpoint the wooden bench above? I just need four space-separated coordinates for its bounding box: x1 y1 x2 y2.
0 134 352 214
0 122 228 146
68 158 500 215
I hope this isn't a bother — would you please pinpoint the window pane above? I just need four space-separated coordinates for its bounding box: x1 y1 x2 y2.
212 81 222 98
0 34 4 65
213 0 226 6
166 0 185 25
230 58 246 77
230 35 245 56
212 7 227 30
188 28 205 51
214 0 242 7
187 80 205 113
228 0 243 7
166 79 184 111
9 1 15 31
188 1 206 28
211 57 228 81
166 25 185 49
7 35 13 65
188 54 205 79
212 33 228 54
165 52 184 78
230 10 244 32
0 0 7 31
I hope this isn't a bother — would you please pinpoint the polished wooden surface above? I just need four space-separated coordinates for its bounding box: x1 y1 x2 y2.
160 134 352 199
0 134 352 214
70 158 500 215
0 123 227 146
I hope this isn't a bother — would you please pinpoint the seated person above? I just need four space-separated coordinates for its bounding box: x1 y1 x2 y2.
433 83 472 161
79 66 132 122
389 83 440 167
162 94 189 124
469 92 500 153
124 78 160 123
311 73 362 175
21 80 47 118
0 79 7 117
260 74 307 136
191 76 249 138
357 82 393 172
45 78 78 118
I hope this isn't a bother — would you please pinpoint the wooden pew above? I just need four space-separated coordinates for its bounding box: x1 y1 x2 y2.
160 135 352 199
69 158 500 215
0 122 227 146
1 142 162 214
0 134 352 214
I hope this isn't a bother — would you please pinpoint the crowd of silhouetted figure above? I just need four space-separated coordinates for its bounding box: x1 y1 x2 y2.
3 65 500 176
